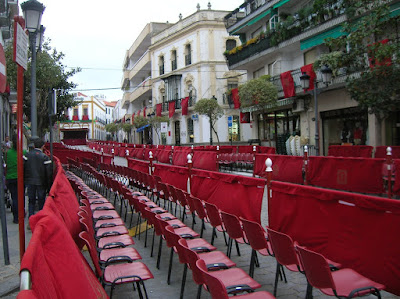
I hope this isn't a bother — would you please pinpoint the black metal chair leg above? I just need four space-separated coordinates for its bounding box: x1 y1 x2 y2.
167 248 174 284
273 262 280 296
180 264 188 299
156 235 163 269
249 249 256 277
235 240 241 256
196 284 202 299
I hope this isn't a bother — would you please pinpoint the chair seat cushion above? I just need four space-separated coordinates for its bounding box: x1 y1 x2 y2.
98 234 134 249
103 262 154 285
321 268 385 297
210 268 261 290
95 218 125 229
96 226 129 238
187 238 217 252
199 251 236 268
92 210 120 220
100 247 142 264
173 227 200 238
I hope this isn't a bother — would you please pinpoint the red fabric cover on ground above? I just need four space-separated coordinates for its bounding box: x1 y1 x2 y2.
23 211 108 299
172 149 191 167
156 149 171 164
270 181 400 295
181 97 189 116
300 64 316 91
168 101 175 118
192 151 217 171
254 154 303 184
231 88 240 109
328 145 373 157
375 146 400 159
280 71 296 98
127 158 150 174
191 169 265 223
307 156 385 194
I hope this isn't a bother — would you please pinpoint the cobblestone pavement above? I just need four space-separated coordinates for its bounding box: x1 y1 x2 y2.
0 146 398 298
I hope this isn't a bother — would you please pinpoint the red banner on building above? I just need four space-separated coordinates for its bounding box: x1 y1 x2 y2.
168 101 175 118
231 88 241 109
300 64 316 91
156 103 162 117
143 107 146 117
181 97 189 116
280 71 296 98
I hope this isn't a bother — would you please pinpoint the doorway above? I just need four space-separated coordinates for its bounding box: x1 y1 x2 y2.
174 121 180 145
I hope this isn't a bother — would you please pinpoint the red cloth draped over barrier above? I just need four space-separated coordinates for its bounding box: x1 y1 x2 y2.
191 169 265 223
153 163 188 191
254 154 303 184
157 149 171 164
375 146 400 159
181 97 189 116
328 145 373 157
48 164 82 246
280 71 296 98
143 148 153 160
231 88 240 109
192 151 217 171
300 64 316 91
127 158 150 173
22 211 108 299
307 156 385 194
257 146 276 154
269 181 400 295
156 103 162 117
238 145 256 153
172 149 191 166
62 139 87 146
393 159 400 195
168 101 175 118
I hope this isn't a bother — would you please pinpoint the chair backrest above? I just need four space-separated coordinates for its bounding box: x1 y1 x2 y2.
296 246 335 290
155 215 174 247
78 231 103 278
196 259 229 299
191 196 207 220
266 227 300 268
184 193 196 213
175 188 188 207
166 184 178 203
173 229 189 264
204 202 223 228
177 238 204 285
220 211 244 240
241 217 270 252
78 214 95 236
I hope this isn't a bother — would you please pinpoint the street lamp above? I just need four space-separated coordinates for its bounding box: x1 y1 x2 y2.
21 0 45 139
300 65 332 156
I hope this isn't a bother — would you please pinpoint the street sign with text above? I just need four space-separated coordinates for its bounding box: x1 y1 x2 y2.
14 22 28 70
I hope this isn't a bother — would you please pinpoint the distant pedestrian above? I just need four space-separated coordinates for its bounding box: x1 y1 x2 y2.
24 138 53 226
5 136 27 223
2 135 11 153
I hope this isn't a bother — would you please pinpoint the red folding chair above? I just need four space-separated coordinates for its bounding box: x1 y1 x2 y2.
220 211 247 258
240 217 273 278
196 259 276 299
190 196 208 238
296 246 384 299
204 201 227 246
79 231 153 299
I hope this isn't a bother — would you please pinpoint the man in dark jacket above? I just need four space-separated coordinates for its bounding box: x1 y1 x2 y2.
23 138 53 221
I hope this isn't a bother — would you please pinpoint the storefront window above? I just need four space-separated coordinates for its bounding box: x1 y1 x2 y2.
228 115 240 142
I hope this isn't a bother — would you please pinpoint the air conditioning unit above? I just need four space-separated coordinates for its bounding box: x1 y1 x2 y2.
292 99 305 113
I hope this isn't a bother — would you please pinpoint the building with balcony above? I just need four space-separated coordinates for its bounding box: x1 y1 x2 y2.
224 0 400 154
121 22 171 144
149 4 245 146
59 93 107 141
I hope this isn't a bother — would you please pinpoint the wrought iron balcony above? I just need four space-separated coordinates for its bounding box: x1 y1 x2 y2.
161 96 195 112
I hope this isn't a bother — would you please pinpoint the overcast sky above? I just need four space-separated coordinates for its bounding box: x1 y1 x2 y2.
35 0 244 102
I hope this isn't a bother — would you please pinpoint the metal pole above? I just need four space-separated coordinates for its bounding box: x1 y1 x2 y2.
314 84 319 156
209 113 213 145
48 90 54 162
0 96 10 265
29 32 38 139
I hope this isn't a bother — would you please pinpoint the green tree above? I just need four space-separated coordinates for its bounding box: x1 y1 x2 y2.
149 116 169 144
5 39 81 137
238 75 278 111
194 98 223 144
132 115 149 129
314 1 400 122
105 123 119 140
119 123 133 143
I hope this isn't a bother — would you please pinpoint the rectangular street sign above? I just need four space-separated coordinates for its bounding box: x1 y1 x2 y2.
228 116 233 127
14 22 28 70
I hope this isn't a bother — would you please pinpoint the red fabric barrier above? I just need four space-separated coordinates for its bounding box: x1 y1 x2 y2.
270 181 400 295
172 149 191 166
62 139 87 146
153 163 188 191
307 156 385 194
375 146 400 159
192 151 217 171
393 159 400 195
157 149 171 164
254 154 303 184
191 169 265 223
238 145 256 153
23 211 108 299
127 158 150 174
257 146 276 154
328 145 373 157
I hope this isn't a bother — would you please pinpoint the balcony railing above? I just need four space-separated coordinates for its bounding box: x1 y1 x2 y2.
162 96 195 112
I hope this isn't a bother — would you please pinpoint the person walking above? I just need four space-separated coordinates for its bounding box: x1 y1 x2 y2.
5 136 27 223
24 138 53 228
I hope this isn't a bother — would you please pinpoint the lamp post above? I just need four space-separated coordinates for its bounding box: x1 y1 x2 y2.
21 0 45 140
300 65 332 156
210 95 217 145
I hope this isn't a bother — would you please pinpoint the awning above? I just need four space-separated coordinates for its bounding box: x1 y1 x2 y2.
136 124 150 132
273 0 290 9
300 25 347 51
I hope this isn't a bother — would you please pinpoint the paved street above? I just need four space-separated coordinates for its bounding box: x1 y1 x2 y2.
0 149 398 298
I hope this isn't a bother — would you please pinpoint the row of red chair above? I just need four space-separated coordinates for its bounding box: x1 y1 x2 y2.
218 152 254 172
